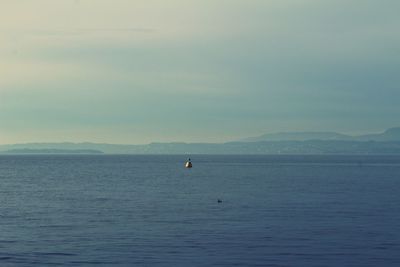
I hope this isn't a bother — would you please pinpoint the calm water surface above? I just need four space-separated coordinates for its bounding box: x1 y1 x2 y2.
0 155 400 266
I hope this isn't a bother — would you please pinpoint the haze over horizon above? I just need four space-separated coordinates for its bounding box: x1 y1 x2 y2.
1 126 400 146
1 0 399 145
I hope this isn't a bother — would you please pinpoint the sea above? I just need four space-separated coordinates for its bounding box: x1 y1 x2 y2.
0 154 399 266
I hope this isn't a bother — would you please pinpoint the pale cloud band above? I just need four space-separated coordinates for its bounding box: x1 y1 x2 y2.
0 0 399 144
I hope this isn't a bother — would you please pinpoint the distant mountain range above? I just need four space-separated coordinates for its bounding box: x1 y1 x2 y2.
241 127 400 142
4 149 103 154
1 127 400 155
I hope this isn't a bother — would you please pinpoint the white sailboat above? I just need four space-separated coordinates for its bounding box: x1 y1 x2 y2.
185 158 192 168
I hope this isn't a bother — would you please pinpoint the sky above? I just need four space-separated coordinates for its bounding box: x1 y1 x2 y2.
0 0 399 144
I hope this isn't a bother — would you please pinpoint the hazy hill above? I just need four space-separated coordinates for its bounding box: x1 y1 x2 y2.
242 132 352 142
1 127 400 155
0 142 138 154
4 149 103 154
356 127 400 141
1 141 400 155
242 127 400 142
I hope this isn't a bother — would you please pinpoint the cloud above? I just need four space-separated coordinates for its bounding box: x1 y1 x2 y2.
0 0 400 143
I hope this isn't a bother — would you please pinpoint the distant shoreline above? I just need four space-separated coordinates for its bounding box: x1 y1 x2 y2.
3 149 104 154
1 131 400 155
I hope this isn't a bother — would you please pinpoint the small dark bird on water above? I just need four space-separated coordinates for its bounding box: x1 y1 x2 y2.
217 199 222 203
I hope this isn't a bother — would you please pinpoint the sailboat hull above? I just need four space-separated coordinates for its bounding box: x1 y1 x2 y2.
185 162 192 168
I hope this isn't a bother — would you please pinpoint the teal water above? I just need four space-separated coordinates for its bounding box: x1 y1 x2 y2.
0 155 400 266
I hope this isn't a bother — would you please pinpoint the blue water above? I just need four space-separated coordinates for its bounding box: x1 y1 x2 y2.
1 155 400 266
